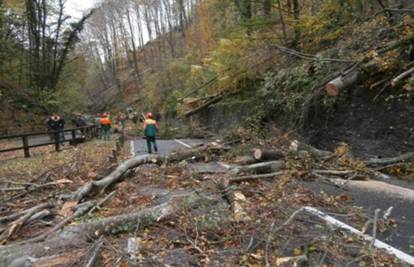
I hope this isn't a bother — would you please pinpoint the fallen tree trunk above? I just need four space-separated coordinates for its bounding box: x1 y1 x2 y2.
183 92 227 117
233 156 257 165
325 37 414 96
0 192 217 266
183 90 241 117
62 144 227 202
326 69 359 96
364 152 414 166
253 149 284 161
166 144 228 162
331 179 414 202
62 155 160 201
289 140 332 158
229 161 285 175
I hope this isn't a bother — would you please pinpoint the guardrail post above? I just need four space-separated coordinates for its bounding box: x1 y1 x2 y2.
55 132 60 152
22 136 30 158
71 129 76 145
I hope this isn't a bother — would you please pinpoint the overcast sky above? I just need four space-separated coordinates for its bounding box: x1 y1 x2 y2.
66 0 99 19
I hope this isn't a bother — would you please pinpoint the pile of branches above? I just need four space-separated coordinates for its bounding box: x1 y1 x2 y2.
0 136 413 266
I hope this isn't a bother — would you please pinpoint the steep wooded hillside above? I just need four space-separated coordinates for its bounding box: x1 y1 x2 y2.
79 0 414 155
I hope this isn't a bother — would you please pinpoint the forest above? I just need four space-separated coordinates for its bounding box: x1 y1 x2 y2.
1 0 414 266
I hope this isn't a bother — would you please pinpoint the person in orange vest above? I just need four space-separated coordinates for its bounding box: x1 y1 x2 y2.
100 113 112 141
143 112 158 153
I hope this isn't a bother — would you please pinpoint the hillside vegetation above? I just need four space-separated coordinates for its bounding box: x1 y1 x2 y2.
1 0 414 139
2 1 414 266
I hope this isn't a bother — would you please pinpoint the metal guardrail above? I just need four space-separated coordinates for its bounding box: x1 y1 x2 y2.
0 125 98 158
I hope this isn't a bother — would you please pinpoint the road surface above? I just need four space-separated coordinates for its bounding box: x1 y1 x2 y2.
129 137 414 256
130 138 204 156
305 179 414 255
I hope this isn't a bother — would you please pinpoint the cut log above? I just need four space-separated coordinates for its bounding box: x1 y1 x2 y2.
325 37 414 96
253 149 284 161
229 161 285 175
331 179 414 202
289 140 332 158
326 70 359 96
0 192 217 266
364 152 414 166
233 155 257 165
166 146 226 162
276 255 308 266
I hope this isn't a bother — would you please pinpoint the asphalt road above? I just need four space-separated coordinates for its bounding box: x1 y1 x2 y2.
305 179 414 255
130 137 414 257
130 138 204 156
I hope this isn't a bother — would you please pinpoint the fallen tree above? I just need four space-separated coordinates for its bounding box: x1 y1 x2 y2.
62 144 228 202
289 140 332 158
364 152 414 167
325 37 414 96
0 192 218 266
229 161 285 175
253 149 284 161
233 155 257 165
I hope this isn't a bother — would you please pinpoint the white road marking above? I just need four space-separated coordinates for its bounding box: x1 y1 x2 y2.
174 139 192 149
303 207 414 265
130 141 135 156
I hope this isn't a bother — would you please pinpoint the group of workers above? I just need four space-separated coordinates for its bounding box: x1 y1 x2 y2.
46 110 159 154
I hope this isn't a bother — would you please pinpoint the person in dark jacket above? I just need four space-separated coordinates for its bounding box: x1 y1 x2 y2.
72 113 87 137
143 112 158 154
47 114 65 143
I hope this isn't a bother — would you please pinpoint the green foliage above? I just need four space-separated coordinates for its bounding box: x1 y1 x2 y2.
53 86 88 115
259 67 316 113
298 0 367 50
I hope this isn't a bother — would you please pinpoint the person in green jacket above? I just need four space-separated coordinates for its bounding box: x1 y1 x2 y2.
143 112 158 153
100 113 112 141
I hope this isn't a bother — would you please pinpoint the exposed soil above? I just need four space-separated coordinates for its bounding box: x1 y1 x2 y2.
308 88 414 158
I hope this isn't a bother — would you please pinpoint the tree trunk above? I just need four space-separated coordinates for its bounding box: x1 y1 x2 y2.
233 155 257 165
253 149 284 161
263 0 272 16
292 0 300 47
290 140 332 158
0 193 217 266
230 161 285 175
364 152 414 166
325 69 359 96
